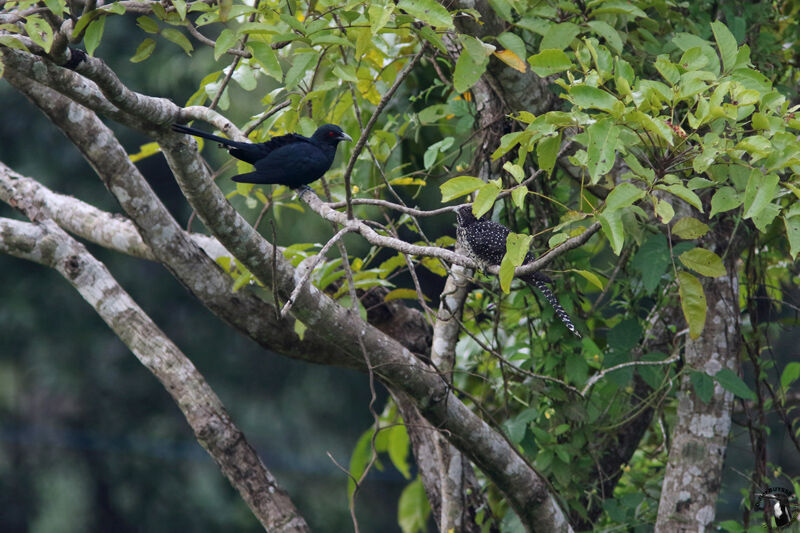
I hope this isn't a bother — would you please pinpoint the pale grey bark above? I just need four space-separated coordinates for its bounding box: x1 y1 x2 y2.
655 239 742 532
0 162 228 261
0 217 309 532
429 261 482 532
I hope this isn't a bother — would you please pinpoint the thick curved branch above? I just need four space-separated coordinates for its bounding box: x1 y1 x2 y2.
0 217 309 533
0 163 228 261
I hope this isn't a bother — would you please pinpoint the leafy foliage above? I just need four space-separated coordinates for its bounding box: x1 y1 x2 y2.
6 0 800 530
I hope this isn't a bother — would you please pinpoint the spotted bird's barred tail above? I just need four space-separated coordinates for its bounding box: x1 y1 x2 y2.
525 276 581 339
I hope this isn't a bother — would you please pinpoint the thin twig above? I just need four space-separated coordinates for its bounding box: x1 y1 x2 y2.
185 21 251 57
581 353 681 396
325 197 459 217
279 224 356 318
342 45 426 219
301 189 601 279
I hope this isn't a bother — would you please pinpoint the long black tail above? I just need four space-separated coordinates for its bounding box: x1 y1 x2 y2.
525 275 581 338
172 123 250 149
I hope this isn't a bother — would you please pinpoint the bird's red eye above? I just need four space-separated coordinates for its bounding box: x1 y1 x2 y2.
329 131 336 137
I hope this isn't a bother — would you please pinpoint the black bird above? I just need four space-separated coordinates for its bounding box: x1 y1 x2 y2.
455 205 581 338
172 123 352 187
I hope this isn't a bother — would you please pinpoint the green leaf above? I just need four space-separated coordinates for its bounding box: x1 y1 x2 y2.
656 198 674 224
311 33 353 47
44 0 65 17
214 28 237 61
423 136 453 169
84 16 105 56
421 257 447 277
678 271 706 339
528 49 573 77
654 55 679 85
605 182 644 212
569 85 618 113
505 408 538 444
590 1 647 18
453 48 488 93
172 0 187 19
672 217 709 239
785 216 800 260
248 42 282 81
25 15 54 53
499 232 533 293
736 136 773 163
743 172 779 220
709 187 742 218
598 209 624 255
440 176 484 202
397 0 453 29
585 118 619 184
679 47 709 71
608 318 642 352
472 182 500 218
511 185 528 210
497 31 527 63
130 38 156 63
656 184 703 212
587 21 623 54
347 429 374 501
781 362 800 390
279 13 306 34
385 425 411 479
751 203 780 233
632 233 669 293
136 16 159 33
715 368 756 401
690 371 714 404
368 1 394 35
540 22 579 50
398 478 430 533
284 52 317 90
384 288 420 302
162 28 193 55
293 318 306 340
679 248 726 278
414 25 447 54
627 110 674 146
502 161 525 182
0 35 31 53
537 133 561 176
128 141 162 162
711 21 738 73
572 269 605 290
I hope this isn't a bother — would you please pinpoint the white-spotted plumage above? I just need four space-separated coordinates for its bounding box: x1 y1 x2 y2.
456 205 581 338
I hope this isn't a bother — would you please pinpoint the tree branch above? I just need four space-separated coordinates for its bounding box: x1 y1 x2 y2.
0 162 228 261
0 216 310 532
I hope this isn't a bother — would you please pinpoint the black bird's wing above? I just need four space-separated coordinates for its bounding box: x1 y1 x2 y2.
232 139 334 186
228 132 310 165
